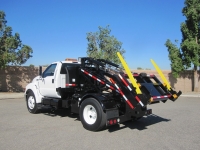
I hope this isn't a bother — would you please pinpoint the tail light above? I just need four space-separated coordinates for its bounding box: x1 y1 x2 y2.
107 118 119 126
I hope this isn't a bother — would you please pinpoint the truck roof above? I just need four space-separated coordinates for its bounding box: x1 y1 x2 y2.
51 60 81 64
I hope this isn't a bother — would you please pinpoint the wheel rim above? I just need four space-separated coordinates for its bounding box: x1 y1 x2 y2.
83 105 97 125
28 96 35 109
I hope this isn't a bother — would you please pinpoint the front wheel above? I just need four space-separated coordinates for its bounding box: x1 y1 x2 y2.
26 90 39 114
79 98 106 131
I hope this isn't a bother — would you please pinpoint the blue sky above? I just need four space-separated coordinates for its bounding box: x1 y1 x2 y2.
1 0 185 69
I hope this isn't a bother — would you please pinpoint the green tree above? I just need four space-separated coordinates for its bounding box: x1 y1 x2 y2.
0 11 33 68
165 0 200 91
137 67 143 70
86 25 125 65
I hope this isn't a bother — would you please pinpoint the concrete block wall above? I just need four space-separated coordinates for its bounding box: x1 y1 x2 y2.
0 66 39 92
0 66 199 93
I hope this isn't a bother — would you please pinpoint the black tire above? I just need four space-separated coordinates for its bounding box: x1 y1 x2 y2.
26 90 39 114
79 98 106 131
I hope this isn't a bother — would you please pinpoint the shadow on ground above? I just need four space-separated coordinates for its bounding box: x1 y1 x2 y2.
108 114 170 132
41 108 79 119
38 108 170 132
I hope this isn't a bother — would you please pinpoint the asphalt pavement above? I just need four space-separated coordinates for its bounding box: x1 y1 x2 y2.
0 96 200 150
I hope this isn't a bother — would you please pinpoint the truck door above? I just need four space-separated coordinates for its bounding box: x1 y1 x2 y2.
38 63 61 98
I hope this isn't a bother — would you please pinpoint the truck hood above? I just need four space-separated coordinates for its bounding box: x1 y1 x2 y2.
32 76 41 83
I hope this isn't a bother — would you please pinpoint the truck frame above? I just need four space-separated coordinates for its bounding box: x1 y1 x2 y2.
25 52 182 131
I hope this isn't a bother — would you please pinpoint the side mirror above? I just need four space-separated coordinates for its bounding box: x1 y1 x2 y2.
39 66 42 76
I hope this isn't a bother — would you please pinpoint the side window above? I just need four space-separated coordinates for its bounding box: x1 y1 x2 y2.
42 64 57 78
60 64 67 74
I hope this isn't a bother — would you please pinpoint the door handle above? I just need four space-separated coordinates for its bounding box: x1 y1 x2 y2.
37 78 43 81
52 79 54 83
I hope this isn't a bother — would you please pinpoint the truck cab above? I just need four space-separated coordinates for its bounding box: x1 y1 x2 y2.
38 61 81 98
25 59 81 112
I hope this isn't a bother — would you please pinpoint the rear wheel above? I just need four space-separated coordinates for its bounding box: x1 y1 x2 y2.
79 98 106 131
26 90 39 114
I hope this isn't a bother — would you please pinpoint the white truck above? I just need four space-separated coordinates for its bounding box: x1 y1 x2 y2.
25 55 182 131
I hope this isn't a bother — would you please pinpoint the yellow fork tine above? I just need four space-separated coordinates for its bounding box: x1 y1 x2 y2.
117 52 142 94
150 59 171 91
